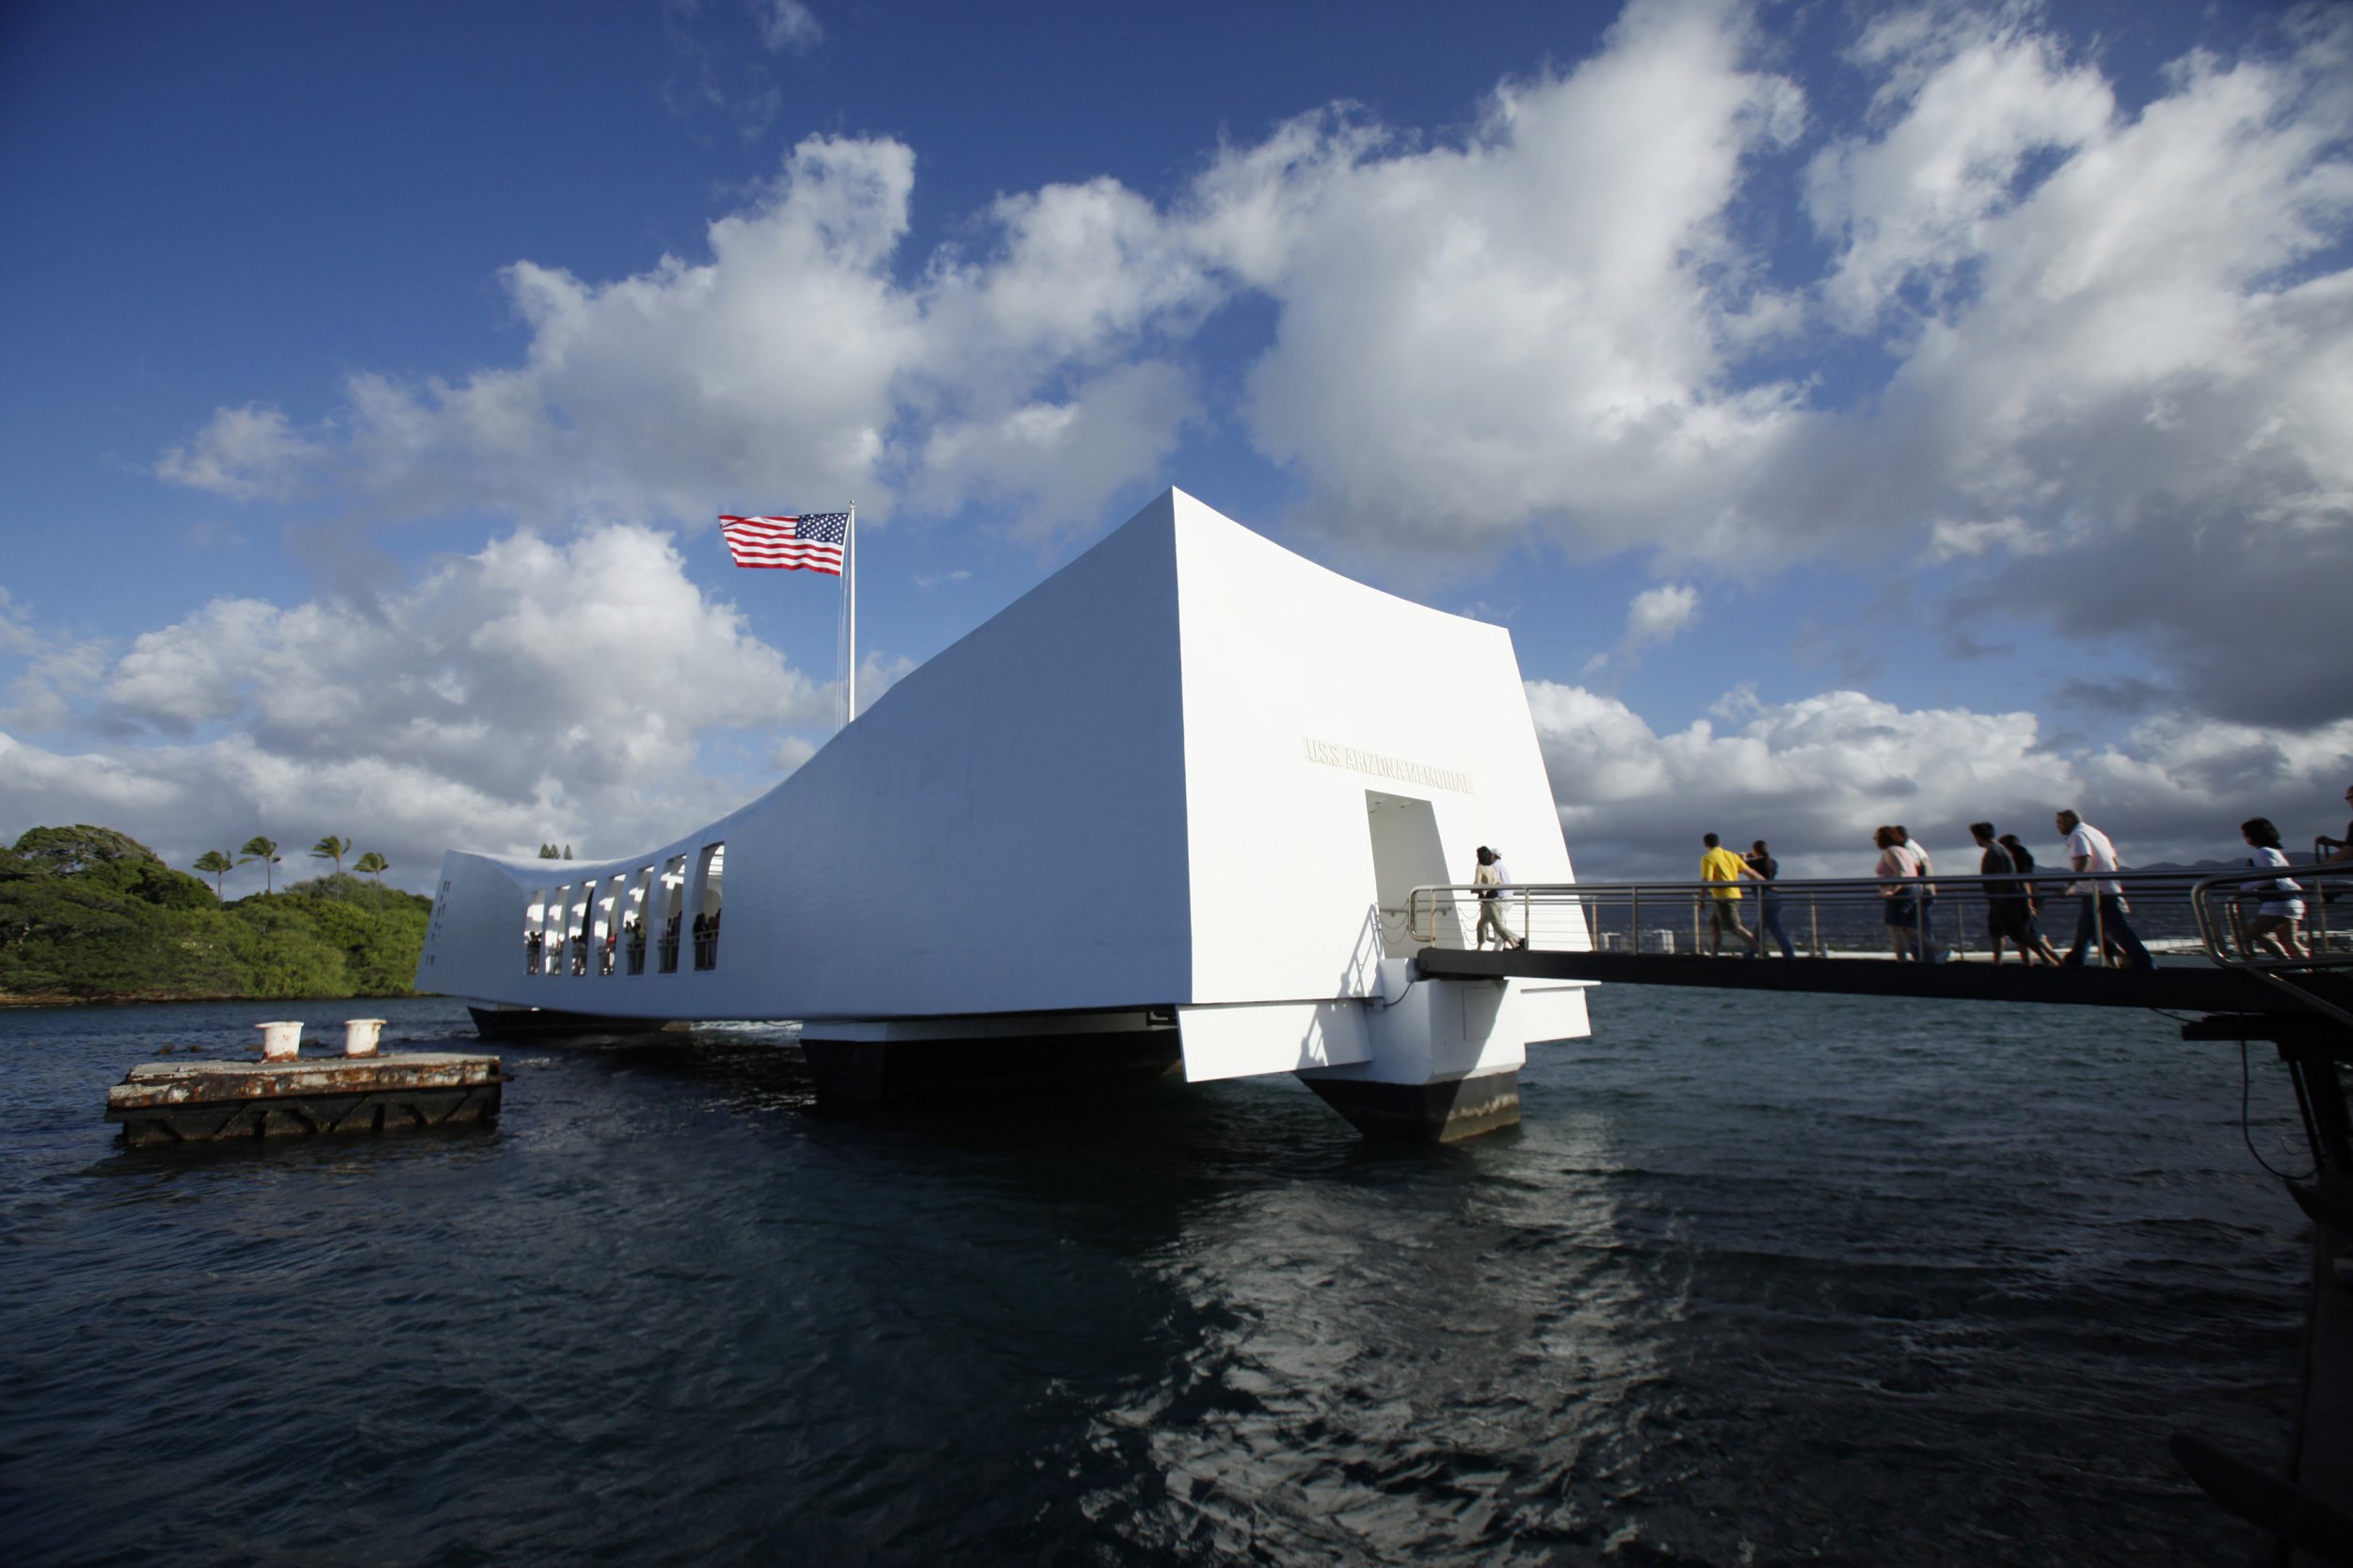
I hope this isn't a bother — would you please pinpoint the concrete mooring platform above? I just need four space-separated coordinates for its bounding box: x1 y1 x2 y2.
105 1051 508 1147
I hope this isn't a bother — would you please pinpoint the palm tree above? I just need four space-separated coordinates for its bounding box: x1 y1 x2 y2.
239 835 281 892
353 851 390 885
311 835 350 873
192 850 233 897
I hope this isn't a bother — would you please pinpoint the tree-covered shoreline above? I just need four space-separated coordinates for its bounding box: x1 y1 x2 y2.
0 825 435 1003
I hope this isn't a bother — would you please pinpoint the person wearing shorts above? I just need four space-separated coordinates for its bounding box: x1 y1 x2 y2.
1699 832 1758 955
1874 825 1925 959
1972 822 2044 964
1996 835 2065 963
2239 816 2307 959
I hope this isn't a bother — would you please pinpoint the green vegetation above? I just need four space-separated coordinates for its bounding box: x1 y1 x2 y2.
239 835 282 892
0 824 434 1002
192 849 234 894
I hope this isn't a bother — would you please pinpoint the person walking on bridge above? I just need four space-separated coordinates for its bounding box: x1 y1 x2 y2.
1472 846 1524 950
2319 785 2353 859
2056 809 2152 968
1874 826 1926 959
1700 833 1760 956
1745 840 1797 958
1973 823 2049 965
1996 834 2066 963
2315 785 2353 917
1894 826 1943 961
2239 817 2308 960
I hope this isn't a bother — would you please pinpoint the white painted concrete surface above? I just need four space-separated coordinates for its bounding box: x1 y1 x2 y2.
416 488 1590 1089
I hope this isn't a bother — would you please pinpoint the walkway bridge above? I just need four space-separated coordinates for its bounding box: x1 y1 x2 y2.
1413 863 2353 1555
1407 864 2353 1027
1413 866 2353 1178
1412 860 2353 1208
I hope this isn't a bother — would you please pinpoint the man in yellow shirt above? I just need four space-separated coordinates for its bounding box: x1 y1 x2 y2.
1699 832 1762 956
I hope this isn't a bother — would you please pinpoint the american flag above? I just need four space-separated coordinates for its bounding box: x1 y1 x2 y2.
719 512 849 574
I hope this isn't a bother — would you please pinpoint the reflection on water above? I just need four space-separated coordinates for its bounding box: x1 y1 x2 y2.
0 989 2306 1566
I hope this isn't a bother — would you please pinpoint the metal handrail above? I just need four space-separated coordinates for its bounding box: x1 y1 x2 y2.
2186 863 2353 970
1408 862 2351 968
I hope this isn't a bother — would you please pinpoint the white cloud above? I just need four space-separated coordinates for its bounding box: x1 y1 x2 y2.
1796 6 2353 721
1589 582 1702 675
155 404 322 501
1924 516 2052 562
159 136 1208 543
1219 0 1809 555
4 641 110 734
152 0 2353 728
1625 584 1700 648
1529 679 2353 879
0 525 832 888
757 0 821 54
911 361 1198 536
0 589 110 733
0 731 183 818
1806 8 2115 332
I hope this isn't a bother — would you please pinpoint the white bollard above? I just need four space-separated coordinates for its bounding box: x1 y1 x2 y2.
343 1018 386 1057
255 1021 304 1061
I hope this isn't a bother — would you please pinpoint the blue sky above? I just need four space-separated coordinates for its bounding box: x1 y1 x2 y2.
3 0 2348 887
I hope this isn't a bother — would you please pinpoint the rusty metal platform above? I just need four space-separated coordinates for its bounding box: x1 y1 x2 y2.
105 1052 508 1146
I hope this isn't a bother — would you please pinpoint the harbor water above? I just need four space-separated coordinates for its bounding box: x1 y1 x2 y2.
0 986 2310 1566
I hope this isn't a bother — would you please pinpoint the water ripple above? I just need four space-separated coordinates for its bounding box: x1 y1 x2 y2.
0 990 2306 1565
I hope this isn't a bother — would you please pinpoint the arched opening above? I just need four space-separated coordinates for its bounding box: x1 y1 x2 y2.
592 875 621 976
568 885 591 975
524 888 551 975
623 866 653 974
548 884 571 975
693 842 726 970
656 855 687 972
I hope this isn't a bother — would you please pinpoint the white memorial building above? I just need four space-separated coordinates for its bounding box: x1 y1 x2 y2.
416 489 1590 1139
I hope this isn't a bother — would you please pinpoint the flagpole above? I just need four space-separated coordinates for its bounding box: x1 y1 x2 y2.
844 503 856 733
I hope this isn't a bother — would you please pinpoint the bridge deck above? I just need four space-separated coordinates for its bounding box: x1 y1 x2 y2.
1415 948 2353 1016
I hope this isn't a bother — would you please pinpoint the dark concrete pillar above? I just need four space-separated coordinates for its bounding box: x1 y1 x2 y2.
1300 1068 1520 1143
798 1031 1182 1106
468 1005 671 1041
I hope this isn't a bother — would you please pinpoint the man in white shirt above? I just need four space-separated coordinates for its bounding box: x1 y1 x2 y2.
1472 845 1525 950
2056 808 2152 968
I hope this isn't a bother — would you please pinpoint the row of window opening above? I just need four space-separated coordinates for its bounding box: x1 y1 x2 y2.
522 843 725 977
